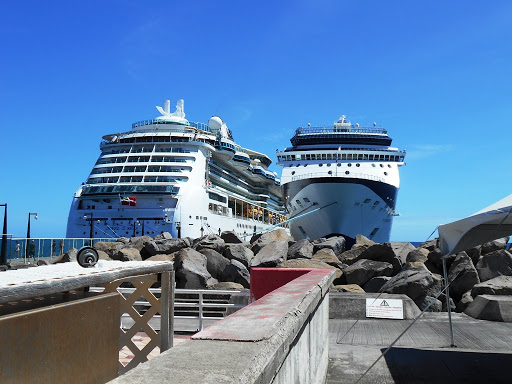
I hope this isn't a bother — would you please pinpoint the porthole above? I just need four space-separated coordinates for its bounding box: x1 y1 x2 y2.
327 163 331 167
304 164 307 167
356 163 360 167
372 164 376 167
328 170 332 175
384 172 388 175
296 164 300 167
291 171 295 175
348 163 352 167
379 164 383 168
388 164 391 168
345 171 350 175
319 163 323 167
337 163 341 167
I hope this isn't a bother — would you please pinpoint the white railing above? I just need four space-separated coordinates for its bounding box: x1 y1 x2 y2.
291 171 384 183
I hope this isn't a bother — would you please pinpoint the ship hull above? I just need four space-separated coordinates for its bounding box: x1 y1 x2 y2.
283 178 397 244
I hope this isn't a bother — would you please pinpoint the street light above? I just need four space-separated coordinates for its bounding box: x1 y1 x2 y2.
0 204 7 265
26 212 38 259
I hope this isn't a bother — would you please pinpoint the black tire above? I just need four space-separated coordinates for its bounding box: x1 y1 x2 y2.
77 246 99 267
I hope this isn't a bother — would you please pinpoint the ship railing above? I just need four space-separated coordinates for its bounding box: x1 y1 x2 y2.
291 171 385 183
295 126 387 135
3 237 117 265
131 119 212 132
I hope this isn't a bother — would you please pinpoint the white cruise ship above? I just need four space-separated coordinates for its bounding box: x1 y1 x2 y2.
66 99 286 239
276 115 406 245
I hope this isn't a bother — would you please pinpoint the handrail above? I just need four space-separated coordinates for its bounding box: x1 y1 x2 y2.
295 126 387 135
291 171 384 183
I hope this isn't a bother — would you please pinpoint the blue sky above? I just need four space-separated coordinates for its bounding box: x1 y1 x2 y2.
1 0 511 241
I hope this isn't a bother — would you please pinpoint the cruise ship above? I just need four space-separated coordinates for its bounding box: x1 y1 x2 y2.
66 99 286 239
276 115 406 245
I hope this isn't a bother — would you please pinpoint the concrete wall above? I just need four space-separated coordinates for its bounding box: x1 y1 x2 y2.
110 269 335 384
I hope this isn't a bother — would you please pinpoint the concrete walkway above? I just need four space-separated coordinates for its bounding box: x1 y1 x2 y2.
327 313 512 383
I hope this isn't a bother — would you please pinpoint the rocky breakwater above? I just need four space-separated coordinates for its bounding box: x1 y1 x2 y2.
53 230 512 319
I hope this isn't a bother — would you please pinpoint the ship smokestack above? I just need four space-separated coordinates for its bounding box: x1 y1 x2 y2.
163 100 171 114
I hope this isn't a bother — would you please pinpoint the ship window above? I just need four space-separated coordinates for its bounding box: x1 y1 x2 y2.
372 164 376 167
345 171 350 175
291 171 295 175
327 154 332 160
337 163 341 167
356 163 360 167
374 201 380 205
384 172 388 175
342 154 347 160
370 228 379 237
388 164 392 168
347 163 352 167
319 163 323 167
358 154 363 160
327 163 331 167
296 200 302 205
322 154 327 160
364 198 371 203
328 170 332 175
347 154 353 160
303 197 310 203
380 164 384 167
304 164 307 167
296 164 300 167
369 155 374 160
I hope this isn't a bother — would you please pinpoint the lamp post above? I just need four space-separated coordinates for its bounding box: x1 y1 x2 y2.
26 212 38 259
132 220 140 237
83 213 94 239
0 204 7 265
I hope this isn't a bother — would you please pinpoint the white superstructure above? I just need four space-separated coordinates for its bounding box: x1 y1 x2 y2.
276 115 406 245
66 99 286 239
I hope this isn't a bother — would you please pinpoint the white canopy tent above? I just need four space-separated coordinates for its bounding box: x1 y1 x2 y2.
438 193 512 256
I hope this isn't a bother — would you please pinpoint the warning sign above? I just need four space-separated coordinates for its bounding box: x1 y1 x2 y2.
366 298 403 319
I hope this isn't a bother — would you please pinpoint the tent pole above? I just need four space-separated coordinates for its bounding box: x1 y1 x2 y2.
442 256 456 347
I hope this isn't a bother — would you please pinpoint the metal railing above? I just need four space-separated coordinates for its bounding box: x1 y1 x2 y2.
89 287 249 332
291 171 384 183
2 237 117 264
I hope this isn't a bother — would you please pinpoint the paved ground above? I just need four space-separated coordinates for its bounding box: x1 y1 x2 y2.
327 313 512 383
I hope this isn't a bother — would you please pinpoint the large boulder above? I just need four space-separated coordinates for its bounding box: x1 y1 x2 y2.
465 246 481 266
312 248 345 269
113 247 142 261
223 244 254 268
278 258 344 283
287 239 313 260
379 269 436 300
250 228 291 254
406 248 429 263
331 284 365 293
146 253 176 262
52 248 78 264
338 246 368 265
414 295 442 312
145 238 189 256
199 249 230 281
448 251 480 300
210 282 245 290
475 249 512 282
153 232 173 241
481 237 510 255
355 242 414 274
193 234 226 254
353 235 376 248
312 236 346 256
174 248 215 289
471 275 512 297
93 241 123 258
343 259 393 286
417 239 438 252
220 231 244 244
363 276 391 293
221 260 250 288
127 236 152 251
251 241 288 268
464 295 512 322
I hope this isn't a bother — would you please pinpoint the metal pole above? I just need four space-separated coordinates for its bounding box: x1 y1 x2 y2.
89 213 94 239
442 256 456 347
0 204 7 265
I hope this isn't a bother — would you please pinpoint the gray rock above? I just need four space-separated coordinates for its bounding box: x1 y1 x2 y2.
417 239 438 252
153 232 173 240
414 295 442 312
481 237 510 255
174 248 213 289
278 258 343 281
448 251 480 300
128 236 152 251
424 273 444 298
287 239 313 260
220 231 244 244
312 236 346 256
116 237 130 244
476 249 512 282
209 282 245 290
199 249 230 281
221 260 250 288
471 275 512 297
251 241 288 268
353 235 376 248
142 241 159 256
148 238 189 255
97 250 112 261
93 241 123 258
379 269 435 300
312 248 345 269
339 246 369 265
52 248 78 264
250 228 292 254
146 253 176 262
344 259 393 286
113 247 142 261
406 248 429 263
465 246 481 266
455 290 473 313
464 294 512 322
223 244 254 268
193 234 226 254
356 242 410 274
331 284 365 293
363 276 392 293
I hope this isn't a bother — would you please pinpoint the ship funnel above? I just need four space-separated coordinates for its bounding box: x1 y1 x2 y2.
163 100 171 114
